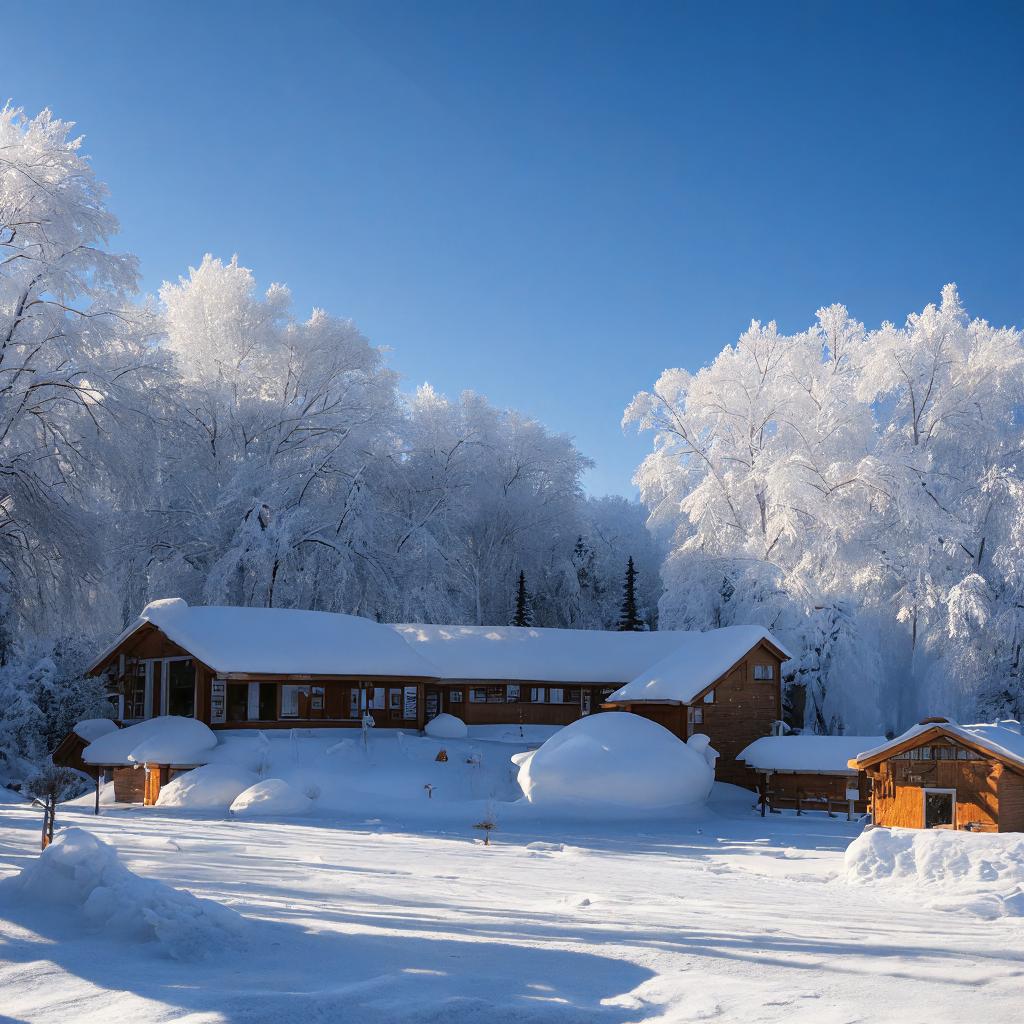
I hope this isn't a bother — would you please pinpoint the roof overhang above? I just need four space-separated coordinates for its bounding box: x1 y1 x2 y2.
849 723 1024 775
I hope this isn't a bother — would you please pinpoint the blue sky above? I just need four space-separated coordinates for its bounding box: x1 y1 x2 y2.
5 1 1023 494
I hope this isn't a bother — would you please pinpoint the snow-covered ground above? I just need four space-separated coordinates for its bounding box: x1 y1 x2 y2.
1 732 1023 1023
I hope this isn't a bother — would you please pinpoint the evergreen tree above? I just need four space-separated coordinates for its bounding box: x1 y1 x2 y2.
513 571 534 627
617 557 645 631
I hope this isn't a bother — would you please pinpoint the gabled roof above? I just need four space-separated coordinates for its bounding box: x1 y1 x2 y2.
90 598 790 694
850 718 1024 774
88 599 441 679
603 625 790 705
739 734 886 774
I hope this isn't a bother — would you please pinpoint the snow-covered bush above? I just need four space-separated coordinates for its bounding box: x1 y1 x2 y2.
0 827 244 959
229 779 313 817
156 765 259 811
424 713 468 739
512 712 714 814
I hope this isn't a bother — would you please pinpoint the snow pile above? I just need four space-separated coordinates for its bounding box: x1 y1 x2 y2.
846 827 1024 919
739 734 886 773
82 716 217 766
0 827 244 959
512 712 714 814
230 778 313 817
424 713 468 739
156 764 259 811
72 718 119 743
0 786 27 804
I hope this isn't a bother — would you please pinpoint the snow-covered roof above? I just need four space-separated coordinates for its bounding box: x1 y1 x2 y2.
72 718 119 743
851 719 1024 773
603 625 790 705
738 735 886 774
91 598 790 694
90 598 441 679
391 623 698 684
82 716 218 766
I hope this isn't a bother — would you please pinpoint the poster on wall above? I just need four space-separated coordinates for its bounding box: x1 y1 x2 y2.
210 680 226 724
403 686 418 720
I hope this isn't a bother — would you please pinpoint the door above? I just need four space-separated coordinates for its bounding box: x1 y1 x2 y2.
924 788 956 829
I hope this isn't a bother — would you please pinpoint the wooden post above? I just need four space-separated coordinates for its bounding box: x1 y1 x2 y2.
94 770 101 816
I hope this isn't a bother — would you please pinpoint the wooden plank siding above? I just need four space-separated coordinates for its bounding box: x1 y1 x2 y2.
759 770 870 814
112 766 146 803
608 641 784 789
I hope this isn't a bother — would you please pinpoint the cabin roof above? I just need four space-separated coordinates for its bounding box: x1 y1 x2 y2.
738 734 886 775
602 625 791 705
90 599 790 692
89 599 442 680
850 719 1024 773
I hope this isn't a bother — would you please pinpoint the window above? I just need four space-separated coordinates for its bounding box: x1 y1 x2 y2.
166 660 196 717
549 688 564 704
469 688 487 703
530 687 545 703
703 690 715 704
449 690 463 704
689 707 704 725
487 686 505 703
389 688 402 709
753 664 774 681
506 684 521 702
281 684 303 718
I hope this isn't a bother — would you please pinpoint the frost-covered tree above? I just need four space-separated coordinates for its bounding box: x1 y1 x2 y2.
628 286 1024 733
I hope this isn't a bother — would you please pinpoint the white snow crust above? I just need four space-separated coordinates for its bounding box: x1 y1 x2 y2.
424 713 468 739
0 786 26 803
156 764 258 811
0 827 243 960
230 779 313 817
82 716 217 766
845 827 1024 920
513 712 714 813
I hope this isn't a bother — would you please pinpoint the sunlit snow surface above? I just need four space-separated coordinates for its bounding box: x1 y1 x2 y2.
1 729 1023 1023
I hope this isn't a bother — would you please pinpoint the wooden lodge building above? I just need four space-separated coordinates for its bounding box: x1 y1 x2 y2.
85 599 792 789
848 718 1024 832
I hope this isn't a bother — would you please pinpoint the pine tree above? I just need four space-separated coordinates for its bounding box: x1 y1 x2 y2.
513 571 534 627
617 556 644 631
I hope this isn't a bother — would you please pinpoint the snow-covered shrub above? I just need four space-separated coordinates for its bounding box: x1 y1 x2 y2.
512 712 714 813
424 713 468 739
0 828 244 959
229 778 313 817
156 765 258 811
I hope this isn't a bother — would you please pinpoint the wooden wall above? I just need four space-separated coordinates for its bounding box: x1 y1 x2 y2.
112 766 145 803
868 758 1002 831
761 771 869 813
997 769 1024 832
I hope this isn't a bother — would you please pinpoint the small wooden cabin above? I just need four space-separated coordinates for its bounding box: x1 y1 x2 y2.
601 629 791 787
738 734 883 816
849 717 1024 833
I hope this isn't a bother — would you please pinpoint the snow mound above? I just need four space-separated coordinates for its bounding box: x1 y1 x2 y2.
0 786 27 803
156 764 259 811
230 778 313 817
513 712 714 814
424 713 468 739
0 827 244 959
83 716 217 766
72 718 119 743
846 828 1024 919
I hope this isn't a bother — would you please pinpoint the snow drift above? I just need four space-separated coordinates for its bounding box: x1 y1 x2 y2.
424 713 468 739
0 827 244 959
230 778 313 817
846 827 1024 919
512 712 714 814
82 716 217 766
156 764 259 811
72 718 119 743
